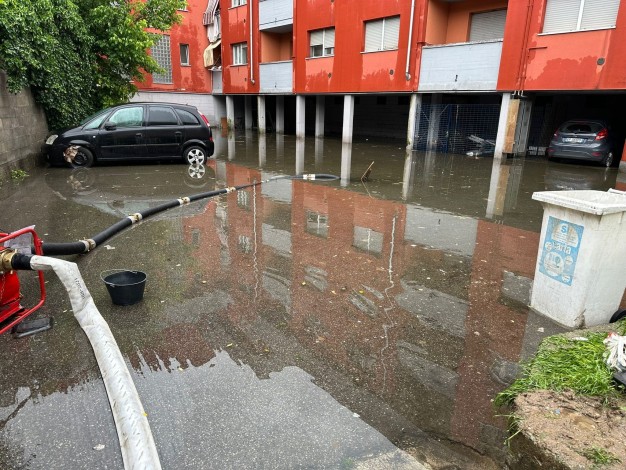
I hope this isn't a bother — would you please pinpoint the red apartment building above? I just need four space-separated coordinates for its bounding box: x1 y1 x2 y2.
135 0 626 163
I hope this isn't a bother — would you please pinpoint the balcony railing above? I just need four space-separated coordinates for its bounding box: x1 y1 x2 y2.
259 0 293 31
212 70 223 94
418 40 503 92
259 61 292 93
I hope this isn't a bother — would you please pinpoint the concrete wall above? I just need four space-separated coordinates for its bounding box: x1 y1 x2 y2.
0 71 48 178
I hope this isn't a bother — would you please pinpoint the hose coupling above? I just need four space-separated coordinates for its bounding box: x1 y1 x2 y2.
80 239 96 252
128 213 143 223
0 248 16 273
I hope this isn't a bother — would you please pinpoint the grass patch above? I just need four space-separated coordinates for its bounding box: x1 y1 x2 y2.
580 446 620 466
10 169 28 180
495 323 626 407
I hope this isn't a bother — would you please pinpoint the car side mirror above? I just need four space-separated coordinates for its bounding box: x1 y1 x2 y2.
104 122 117 131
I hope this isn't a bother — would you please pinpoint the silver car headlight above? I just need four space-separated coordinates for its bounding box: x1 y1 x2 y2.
45 134 58 145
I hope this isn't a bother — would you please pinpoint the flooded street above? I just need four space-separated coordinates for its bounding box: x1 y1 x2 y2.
0 133 620 468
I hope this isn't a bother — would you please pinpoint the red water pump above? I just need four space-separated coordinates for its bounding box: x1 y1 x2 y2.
0 228 46 335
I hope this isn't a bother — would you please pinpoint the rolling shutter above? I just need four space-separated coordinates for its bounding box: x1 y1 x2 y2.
310 30 323 48
543 0 581 33
581 0 620 30
365 20 383 51
383 16 400 50
324 28 335 49
469 9 507 41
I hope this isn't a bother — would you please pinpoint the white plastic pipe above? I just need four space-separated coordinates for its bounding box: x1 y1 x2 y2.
405 0 416 81
29 255 162 470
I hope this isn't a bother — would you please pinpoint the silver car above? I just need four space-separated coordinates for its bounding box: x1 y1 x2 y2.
547 120 616 167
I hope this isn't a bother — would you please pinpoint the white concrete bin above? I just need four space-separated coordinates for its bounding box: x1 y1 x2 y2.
530 190 626 328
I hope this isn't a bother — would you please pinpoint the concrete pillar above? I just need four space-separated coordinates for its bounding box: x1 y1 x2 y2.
257 95 266 134
296 139 305 175
244 96 253 130
402 149 418 200
486 158 508 219
340 142 352 187
214 96 227 129
259 134 266 167
494 93 512 161
228 132 236 160
276 134 284 162
426 93 442 151
226 95 235 131
315 96 325 138
276 96 285 134
342 95 355 144
315 138 324 169
406 94 421 150
296 95 306 139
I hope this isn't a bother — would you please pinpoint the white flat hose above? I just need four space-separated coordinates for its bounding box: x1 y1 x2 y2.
29 255 162 470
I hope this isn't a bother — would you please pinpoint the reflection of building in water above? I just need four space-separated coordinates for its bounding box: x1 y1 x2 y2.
161 160 552 459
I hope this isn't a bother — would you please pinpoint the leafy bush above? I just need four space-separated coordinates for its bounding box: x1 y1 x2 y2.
0 0 184 129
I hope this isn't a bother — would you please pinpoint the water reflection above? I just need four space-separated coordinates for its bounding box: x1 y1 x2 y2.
4 135 621 468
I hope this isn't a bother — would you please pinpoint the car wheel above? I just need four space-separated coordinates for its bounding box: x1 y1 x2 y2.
610 309 626 323
184 146 207 165
602 152 614 168
69 147 95 168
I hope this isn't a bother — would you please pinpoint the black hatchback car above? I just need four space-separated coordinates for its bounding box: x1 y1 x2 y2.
547 119 617 167
44 102 214 167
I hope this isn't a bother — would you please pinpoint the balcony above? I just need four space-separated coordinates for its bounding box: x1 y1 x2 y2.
212 70 223 94
259 61 292 93
259 0 293 32
418 40 503 92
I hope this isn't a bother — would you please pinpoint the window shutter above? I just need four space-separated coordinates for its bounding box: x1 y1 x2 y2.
542 0 581 33
469 9 507 41
383 16 400 49
310 30 323 47
581 0 620 30
365 20 383 52
324 28 335 48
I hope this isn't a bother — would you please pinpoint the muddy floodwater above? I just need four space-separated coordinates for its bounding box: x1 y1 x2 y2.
0 133 620 468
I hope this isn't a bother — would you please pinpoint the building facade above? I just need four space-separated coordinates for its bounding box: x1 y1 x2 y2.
135 0 626 160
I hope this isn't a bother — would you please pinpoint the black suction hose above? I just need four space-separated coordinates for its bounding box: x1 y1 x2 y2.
40 173 339 256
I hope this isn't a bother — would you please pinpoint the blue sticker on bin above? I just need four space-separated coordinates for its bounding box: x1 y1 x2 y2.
539 216 584 286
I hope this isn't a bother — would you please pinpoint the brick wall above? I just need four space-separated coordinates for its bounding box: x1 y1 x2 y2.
0 71 48 178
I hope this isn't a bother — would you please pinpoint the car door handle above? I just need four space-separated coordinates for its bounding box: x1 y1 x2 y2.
135 133 143 137
174 131 182 136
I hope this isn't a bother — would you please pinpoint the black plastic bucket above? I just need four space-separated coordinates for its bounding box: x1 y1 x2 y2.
101 270 147 306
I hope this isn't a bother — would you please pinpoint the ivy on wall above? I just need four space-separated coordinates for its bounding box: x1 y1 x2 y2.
0 0 185 129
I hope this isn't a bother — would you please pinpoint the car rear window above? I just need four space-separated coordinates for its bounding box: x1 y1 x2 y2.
147 106 179 126
175 109 200 125
560 122 604 133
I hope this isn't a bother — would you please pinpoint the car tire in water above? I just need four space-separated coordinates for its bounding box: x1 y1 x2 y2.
602 152 614 168
183 146 207 165
610 309 626 323
70 147 95 168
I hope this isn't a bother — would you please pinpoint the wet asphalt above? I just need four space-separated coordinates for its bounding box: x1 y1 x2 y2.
0 132 621 469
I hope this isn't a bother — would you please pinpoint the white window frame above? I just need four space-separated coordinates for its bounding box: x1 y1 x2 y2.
232 42 247 65
309 28 335 58
232 0 246 7
364 16 400 52
542 0 620 34
180 44 190 66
